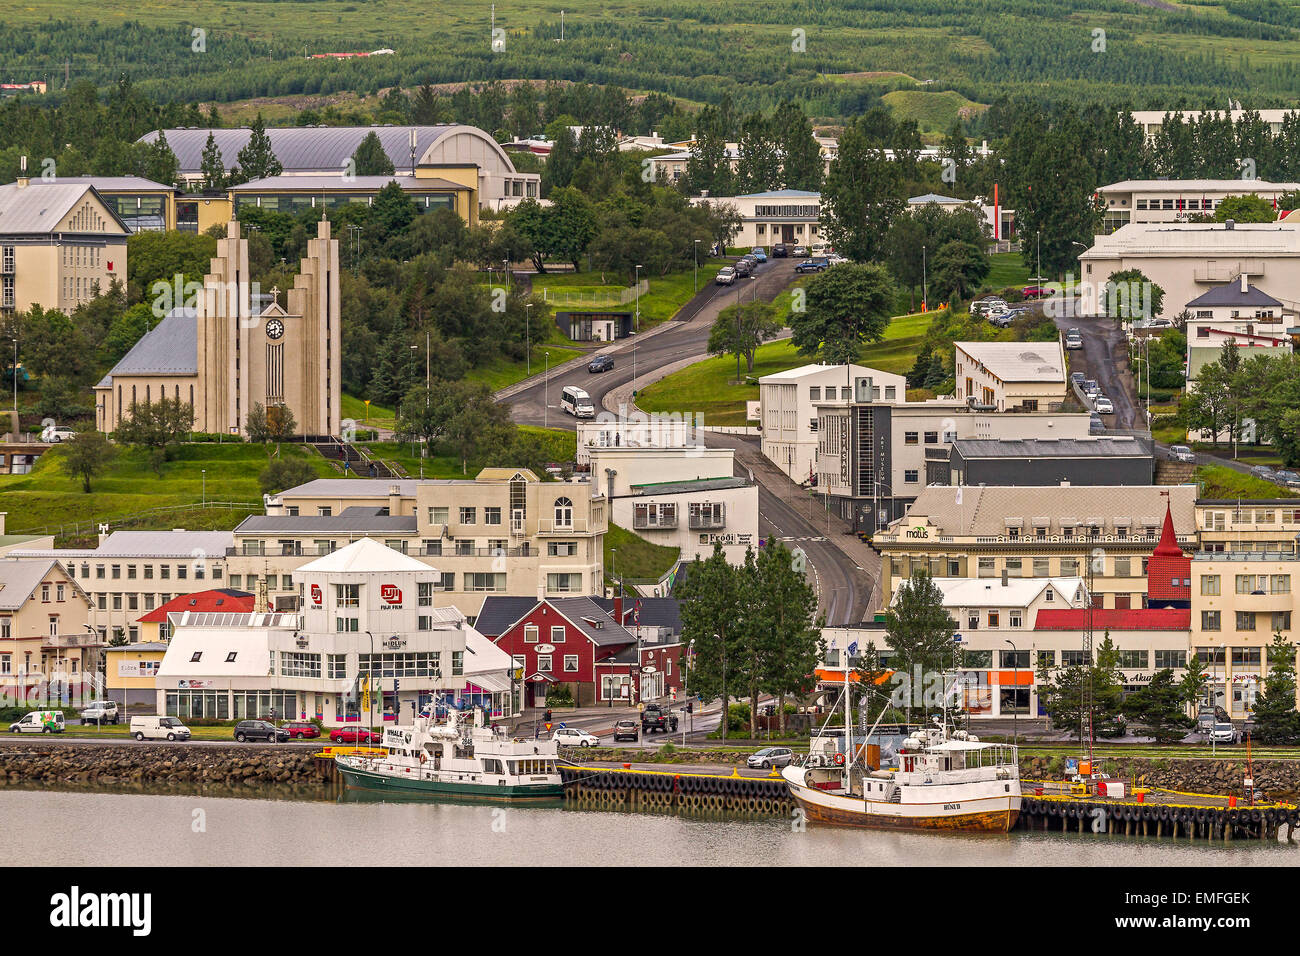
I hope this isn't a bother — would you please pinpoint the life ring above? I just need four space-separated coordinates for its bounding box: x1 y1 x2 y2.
833 753 845 766
419 752 427 764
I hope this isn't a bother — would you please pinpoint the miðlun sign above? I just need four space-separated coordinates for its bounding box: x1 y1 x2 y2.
384 637 406 650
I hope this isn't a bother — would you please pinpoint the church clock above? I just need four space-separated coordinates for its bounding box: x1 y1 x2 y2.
265 318 285 340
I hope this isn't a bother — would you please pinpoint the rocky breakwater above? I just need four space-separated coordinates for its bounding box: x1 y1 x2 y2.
0 741 330 788
1021 755 1300 802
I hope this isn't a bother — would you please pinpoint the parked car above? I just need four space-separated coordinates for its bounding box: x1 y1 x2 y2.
826 253 848 266
641 704 679 734
1082 379 1099 396
746 747 795 770
235 719 289 743
1022 285 1047 299
794 257 829 274
1168 444 1196 463
9 710 65 734
990 309 1024 328
1070 371 1086 387
79 700 120 724
715 266 736 286
1094 396 1114 415
40 424 76 442
130 715 189 741
329 726 383 745
1089 413 1105 435
1196 705 1225 733
771 243 789 258
587 354 614 373
1209 721 1240 744
612 719 640 742
749 247 768 263
733 258 755 277
970 297 1008 317
1064 329 1083 350
791 245 808 257
281 721 320 739
1250 465 1276 481
552 727 599 748
1275 470 1300 488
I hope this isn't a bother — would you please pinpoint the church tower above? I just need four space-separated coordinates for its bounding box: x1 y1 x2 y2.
284 217 341 438
194 219 251 435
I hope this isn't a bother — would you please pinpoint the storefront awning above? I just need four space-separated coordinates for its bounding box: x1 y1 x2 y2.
466 672 512 694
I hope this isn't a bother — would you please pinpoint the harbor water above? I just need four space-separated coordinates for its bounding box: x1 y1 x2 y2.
2 784 1297 866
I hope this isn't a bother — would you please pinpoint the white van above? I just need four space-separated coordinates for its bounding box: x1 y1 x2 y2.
560 386 596 419
130 715 192 741
8 710 65 733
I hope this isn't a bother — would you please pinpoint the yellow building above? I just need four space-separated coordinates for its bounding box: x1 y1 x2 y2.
229 174 476 227
103 642 169 711
953 341 1068 412
0 180 129 315
0 558 98 701
1196 499 1300 554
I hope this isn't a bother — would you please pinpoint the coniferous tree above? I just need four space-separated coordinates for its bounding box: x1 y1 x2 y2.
199 132 225 190
351 131 395 176
233 113 282 184
677 543 745 739
1250 633 1300 744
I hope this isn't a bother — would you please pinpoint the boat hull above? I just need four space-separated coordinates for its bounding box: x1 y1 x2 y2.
784 769 1019 833
337 761 565 802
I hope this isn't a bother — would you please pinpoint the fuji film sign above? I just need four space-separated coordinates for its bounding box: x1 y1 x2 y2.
310 584 323 607
380 584 403 606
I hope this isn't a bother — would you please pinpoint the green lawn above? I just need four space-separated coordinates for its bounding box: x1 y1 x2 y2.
0 442 335 536
986 252 1033 290
638 309 933 425
466 344 585 392
341 393 395 431
361 426 577 479
1195 464 1297 500
532 259 729 327
605 522 680 584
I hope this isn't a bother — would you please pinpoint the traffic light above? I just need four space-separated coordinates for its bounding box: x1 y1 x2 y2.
687 702 694 714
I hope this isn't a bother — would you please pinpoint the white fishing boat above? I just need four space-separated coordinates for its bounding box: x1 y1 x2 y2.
334 708 565 801
782 674 1021 832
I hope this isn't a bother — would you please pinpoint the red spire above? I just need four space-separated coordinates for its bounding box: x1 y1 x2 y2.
1152 500 1183 557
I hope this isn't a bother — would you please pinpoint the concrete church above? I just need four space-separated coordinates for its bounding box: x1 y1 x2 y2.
96 218 341 438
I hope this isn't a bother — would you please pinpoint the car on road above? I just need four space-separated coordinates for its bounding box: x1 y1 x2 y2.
1089 413 1105 434
1250 465 1276 481
1168 445 1196 463
746 747 795 770
1274 469 1300 488
130 715 189 741
235 719 289 743
1094 396 1114 415
749 247 767 262
281 721 320 739
1064 329 1083 350
40 424 76 442
1022 285 1048 299
641 704 679 734
1209 722 1240 745
80 700 119 724
9 710 66 734
771 243 788 258
329 726 383 745
795 257 829 273
715 266 736 285
587 354 614 373
552 727 599 748
791 245 808 257
1070 371 1086 387
1197 704 1229 733
612 719 640 742
1082 378 1099 396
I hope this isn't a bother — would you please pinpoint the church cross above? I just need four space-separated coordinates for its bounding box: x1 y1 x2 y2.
269 285 281 307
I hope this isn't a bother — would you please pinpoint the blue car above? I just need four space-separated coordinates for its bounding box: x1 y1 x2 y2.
749 247 768 263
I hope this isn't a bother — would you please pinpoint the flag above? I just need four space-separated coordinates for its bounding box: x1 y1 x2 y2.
955 485 963 506
633 600 642 626
361 675 370 712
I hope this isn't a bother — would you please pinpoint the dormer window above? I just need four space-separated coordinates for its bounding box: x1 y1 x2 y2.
190 651 202 662
225 652 237 662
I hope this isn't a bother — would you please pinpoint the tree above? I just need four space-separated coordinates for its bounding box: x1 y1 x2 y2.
707 300 781 375
772 101 823 192
233 113 282 183
351 131 395 176
820 118 904 263
60 432 117 493
141 130 180 188
676 543 745 739
928 239 989 303
883 569 955 721
245 402 270 444
789 263 894 365
199 132 225 190
1121 669 1194 742
1250 632 1300 744
114 397 194 475
1038 633 1126 743
1213 193 1276 224
259 457 317 496
265 403 297 449
751 541 823 736
394 381 513 473
1179 653 1210 713
1102 268 1165 322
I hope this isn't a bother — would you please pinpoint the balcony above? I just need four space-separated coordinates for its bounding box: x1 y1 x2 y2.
43 633 103 648
689 514 726 531
1233 590 1292 611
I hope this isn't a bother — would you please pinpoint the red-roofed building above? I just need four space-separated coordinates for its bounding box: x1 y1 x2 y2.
136 588 255 642
1146 502 1192 608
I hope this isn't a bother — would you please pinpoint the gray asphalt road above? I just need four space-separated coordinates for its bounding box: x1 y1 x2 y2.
1043 297 1141 431
506 257 800 430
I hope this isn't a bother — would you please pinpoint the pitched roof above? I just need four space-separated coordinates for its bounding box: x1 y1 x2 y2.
915 576 1087 609
136 588 255 624
954 341 1066 383
1185 283 1285 308
1033 607 1191 631
472 596 543 638
908 193 966 204
0 559 71 610
1147 501 1192 603
10 530 234 559
25 176 176 192
547 597 636 647
276 478 422 498
591 596 682 634
97 307 197 387
0 182 130 236
296 537 431 574
235 509 417 534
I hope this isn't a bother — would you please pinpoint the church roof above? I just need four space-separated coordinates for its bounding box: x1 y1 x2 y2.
1147 500 1191 603
96 307 197 388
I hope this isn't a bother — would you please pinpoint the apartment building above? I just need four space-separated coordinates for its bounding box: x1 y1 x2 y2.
1197 499 1300 554
941 436 1154 488
761 363 903 485
232 471 606 618
1128 109 1300 143
1190 551 1300 718
0 559 97 701
8 531 233 642
814 376 1092 528
873 484 1198 608
690 190 823 247
0 179 129 315
1184 278 1294 380
953 341 1068 412
1096 179 1300 234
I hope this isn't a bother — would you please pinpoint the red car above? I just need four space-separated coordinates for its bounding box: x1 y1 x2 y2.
281 721 320 740
1022 285 1047 299
329 726 383 744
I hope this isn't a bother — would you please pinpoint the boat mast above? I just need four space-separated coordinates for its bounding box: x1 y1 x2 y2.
844 664 852 774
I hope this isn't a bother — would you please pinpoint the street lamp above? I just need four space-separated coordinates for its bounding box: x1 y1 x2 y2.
634 265 642 332
1005 639 1019 748
543 350 550 428
921 245 927 312
693 239 701 293
683 638 695 744
201 469 206 506
10 338 16 417
364 630 377 742
525 303 533 376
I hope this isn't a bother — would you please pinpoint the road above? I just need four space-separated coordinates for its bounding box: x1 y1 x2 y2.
1041 296 1142 431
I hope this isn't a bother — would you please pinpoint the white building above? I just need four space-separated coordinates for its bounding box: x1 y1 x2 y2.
953 341 1067 412
1077 220 1300 319
1096 179 1300 233
1185 277 1295 380
575 415 706 466
155 539 516 725
691 190 823 248
1128 109 1300 143
759 363 905 484
906 193 1013 244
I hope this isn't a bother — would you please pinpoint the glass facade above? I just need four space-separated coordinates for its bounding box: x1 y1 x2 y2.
233 191 456 214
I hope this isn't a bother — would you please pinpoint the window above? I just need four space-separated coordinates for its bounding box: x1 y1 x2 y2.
189 651 203 663
987 611 1000 628
1232 646 1261 668
336 584 360 607
1000 649 1029 668
1272 611 1292 632
550 626 565 644
904 470 919 483
1114 557 1131 578
422 540 442 556
548 541 578 557
127 565 137 579
1155 650 1187 669
418 582 433 607
335 617 359 632
485 507 502 526
111 565 121 579
1201 610 1221 631
1119 650 1148 669
689 501 726 529
633 502 677 529
1201 574 1220 596
547 573 582 593
554 497 574 528
537 654 552 673
1033 558 1050 577
225 651 238 663
563 655 579 672
977 557 995 578
1037 650 1055 668
904 431 919 445
459 507 477 524
318 507 332 517
465 572 506 592
524 625 539 643
452 651 464 676
1235 611 1255 631
1009 610 1023 628
809 387 821 401
1060 558 1079 575
1062 650 1090 666
429 506 449 525
924 431 938 444
160 565 170 580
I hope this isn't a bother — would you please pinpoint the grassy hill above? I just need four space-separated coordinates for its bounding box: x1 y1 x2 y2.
881 89 988 138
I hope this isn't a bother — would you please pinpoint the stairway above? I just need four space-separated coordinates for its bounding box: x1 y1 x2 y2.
312 440 403 479
1155 460 1197 485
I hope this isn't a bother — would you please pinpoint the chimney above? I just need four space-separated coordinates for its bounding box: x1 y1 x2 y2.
613 593 624 626
16 155 28 188
1241 273 1249 293
1001 568 1009 587
1225 219 1235 230
388 484 401 515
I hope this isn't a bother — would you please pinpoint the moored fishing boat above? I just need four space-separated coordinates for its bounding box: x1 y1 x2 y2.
334 708 564 801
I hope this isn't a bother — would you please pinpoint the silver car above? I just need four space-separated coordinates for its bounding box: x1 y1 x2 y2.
746 747 794 770
1168 445 1195 463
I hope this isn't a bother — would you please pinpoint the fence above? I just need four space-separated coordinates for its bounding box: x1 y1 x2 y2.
20 500 262 541
542 278 648 308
